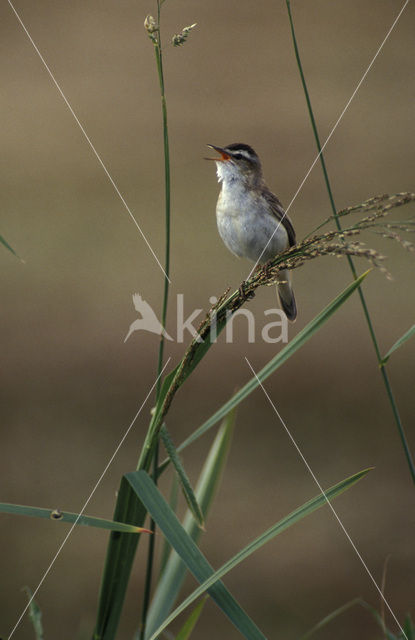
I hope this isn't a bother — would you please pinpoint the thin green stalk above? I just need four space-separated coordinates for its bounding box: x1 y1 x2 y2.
140 1 172 637
154 0 171 401
286 0 415 484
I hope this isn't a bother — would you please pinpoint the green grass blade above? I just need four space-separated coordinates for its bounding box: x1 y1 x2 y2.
148 468 372 640
0 502 150 534
299 598 365 639
173 271 369 457
360 601 397 640
403 614 414 640
94 273 368 639
92 479 148 640
127 470 267 640
137 364 180 471
381 324 415 365
175 598 207 640
0 233 23 261
93 365 180 640
146 410 235 639
139 9 173 632
158 472 179 578
23 587 44 640
285 0 415 486
299 597 399 640
160 424 204 527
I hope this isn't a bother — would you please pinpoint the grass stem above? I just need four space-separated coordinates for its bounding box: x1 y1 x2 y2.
140 1 172 637
286 0 415 484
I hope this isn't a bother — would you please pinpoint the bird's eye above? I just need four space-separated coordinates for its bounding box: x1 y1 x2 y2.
232 153 244 160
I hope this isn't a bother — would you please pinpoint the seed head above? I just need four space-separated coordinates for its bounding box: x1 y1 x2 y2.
144 15 159 43
172 23 197 47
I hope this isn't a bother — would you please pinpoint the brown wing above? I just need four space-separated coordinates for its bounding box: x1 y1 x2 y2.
263 188 296 247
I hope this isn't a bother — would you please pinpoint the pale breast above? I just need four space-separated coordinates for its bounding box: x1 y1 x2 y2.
216 184 289 263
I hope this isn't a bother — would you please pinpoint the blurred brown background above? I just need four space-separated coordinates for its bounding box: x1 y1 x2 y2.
1 1 414 638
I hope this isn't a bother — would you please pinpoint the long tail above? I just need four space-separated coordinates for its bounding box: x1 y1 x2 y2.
277 269 297 322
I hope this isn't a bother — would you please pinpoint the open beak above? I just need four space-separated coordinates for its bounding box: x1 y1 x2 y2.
204 144 231 162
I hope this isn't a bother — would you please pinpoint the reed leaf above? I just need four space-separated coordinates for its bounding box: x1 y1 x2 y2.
286 0 415 484
381 324 415 366
92 483 148 640
163 270 369 463
145 409 235 639
23 587 44 640
130 468 371 640
0 232 23 261
127 470 267 640
0 502 150 534
160 424 204 528
175 598 207 640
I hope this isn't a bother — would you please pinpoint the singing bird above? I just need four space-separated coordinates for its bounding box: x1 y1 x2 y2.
207 142 297 321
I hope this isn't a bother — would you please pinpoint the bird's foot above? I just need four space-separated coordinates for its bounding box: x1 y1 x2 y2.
239 281 255 302
262 260 274 279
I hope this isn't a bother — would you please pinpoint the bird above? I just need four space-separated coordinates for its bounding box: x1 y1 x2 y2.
206 142 297 321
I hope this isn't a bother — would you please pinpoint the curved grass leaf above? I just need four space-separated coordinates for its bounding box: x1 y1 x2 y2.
92 365 180 639
0 233 23 261
163 270 370 463
137 364 181 471
286 0 415 487
147 468 372 640
381 324 415 366
300 597 407 640
299 598 365 640
175 598 207 640
92 482 148 640
92 366 180 640
0 502 150 533
127 470 267 640
145 409 235 639
403 614 415 640
94 273 369 640
158 472 179 578
160 424 204 528
24 587 44 640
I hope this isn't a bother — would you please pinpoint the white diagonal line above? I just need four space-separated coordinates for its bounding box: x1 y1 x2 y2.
7 357 171 640
245 357 407 639
247 0 410 279
7 0 170 283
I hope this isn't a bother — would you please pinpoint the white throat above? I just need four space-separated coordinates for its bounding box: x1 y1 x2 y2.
215 160 241 185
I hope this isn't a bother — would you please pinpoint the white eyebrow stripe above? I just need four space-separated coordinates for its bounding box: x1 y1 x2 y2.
228 148 252 159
